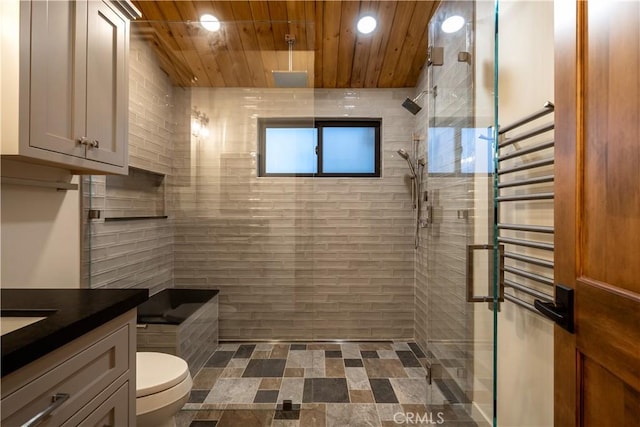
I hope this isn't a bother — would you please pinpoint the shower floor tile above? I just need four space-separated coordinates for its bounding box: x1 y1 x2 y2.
363 359 409 378
302 378 350 403
369 378 399 403
254 390 279 404
183 341 485 427
396 350 422 368
243 359 287 377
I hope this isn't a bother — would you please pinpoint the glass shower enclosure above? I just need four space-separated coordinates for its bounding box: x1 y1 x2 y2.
81 0 500 425
415 1 498 425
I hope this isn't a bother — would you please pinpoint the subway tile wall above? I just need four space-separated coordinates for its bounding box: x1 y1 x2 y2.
171 87 417 341
83 38 182 294
84 38 420 342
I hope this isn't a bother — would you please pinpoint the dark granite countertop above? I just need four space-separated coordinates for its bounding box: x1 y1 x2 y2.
1 288 148 377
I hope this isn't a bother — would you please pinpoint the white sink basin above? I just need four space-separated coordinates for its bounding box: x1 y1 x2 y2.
1 316 47 335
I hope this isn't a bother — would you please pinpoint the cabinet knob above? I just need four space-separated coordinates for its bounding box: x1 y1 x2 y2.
78 138 99 148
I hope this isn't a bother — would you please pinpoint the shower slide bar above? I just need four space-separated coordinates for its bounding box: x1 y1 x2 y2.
497 101 556 314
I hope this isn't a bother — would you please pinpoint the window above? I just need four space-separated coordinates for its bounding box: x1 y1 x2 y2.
258 118 381 177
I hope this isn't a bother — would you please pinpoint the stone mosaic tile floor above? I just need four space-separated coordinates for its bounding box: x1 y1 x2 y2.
177 341 485 427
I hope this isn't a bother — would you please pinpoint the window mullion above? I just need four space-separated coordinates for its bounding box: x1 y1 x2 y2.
316 123 323 177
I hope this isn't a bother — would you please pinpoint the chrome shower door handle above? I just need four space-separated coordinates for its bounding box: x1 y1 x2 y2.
466 244 504 303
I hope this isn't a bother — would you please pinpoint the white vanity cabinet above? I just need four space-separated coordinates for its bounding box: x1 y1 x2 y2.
0 310 137 427
0 0 140 175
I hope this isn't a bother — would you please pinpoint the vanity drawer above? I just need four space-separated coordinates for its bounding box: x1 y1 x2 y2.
61 382 130 427
0 323 130 426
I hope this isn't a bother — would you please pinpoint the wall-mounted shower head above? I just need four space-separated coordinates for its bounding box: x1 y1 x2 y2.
402 98 422 115
401 90 430 115
397 149 417 177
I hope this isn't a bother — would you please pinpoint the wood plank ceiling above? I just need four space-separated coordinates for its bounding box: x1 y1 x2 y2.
131 1 439 88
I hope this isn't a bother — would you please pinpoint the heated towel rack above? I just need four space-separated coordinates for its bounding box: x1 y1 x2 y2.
497 102 555 314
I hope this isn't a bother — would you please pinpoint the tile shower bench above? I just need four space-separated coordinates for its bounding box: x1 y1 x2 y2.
136 288 218 375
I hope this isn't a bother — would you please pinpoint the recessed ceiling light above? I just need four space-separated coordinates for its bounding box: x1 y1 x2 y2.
357 15 377 35
441 15 465 34
200 14 220 32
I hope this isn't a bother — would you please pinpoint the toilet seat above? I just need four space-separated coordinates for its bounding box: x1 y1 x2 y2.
136 352 190 397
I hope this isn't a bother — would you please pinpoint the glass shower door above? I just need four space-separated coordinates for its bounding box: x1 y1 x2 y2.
419 1 497 425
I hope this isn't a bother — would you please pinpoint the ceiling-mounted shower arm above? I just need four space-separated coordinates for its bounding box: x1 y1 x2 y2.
272 35 308 88
285 34 295 71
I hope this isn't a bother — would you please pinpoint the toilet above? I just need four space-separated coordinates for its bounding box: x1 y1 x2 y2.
136 352 193 427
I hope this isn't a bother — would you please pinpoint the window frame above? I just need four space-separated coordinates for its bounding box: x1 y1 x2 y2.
258 117 381 178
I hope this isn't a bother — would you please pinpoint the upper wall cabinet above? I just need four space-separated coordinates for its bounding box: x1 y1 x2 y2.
0 0 140 175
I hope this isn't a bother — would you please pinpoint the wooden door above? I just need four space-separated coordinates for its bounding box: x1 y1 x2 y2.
554 1 640 426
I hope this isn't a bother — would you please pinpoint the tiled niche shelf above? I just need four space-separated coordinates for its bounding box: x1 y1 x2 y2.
102 167 167 221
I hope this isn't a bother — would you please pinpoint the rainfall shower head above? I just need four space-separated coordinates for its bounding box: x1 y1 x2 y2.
272 34 308 88
397 149 417 177
273 71 308 88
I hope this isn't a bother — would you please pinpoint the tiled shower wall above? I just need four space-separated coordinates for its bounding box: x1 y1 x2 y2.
84 38 419 342
171 88 417 341
83 38 184 293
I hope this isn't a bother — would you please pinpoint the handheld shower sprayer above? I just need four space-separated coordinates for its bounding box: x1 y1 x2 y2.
397 149 417 177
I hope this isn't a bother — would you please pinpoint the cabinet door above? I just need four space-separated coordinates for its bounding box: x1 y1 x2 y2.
61 382 130 427
85 0 128 167
29 0 87 159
